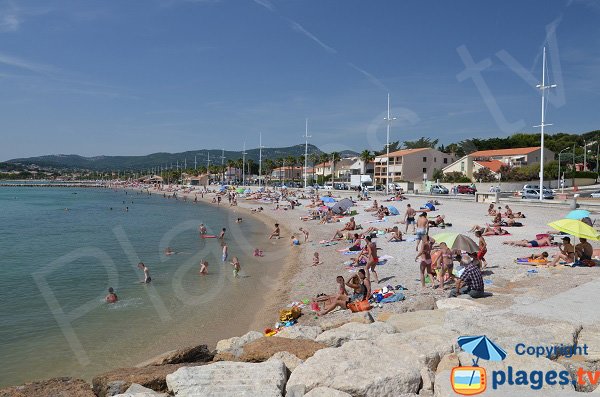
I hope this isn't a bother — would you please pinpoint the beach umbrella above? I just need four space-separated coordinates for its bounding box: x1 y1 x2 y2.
244 188 252 194
566 209 590 220
548 218 600 240
388 205 400 215
458 335 507 363
331 198 354 214
431 232 478 253
321 197 335 203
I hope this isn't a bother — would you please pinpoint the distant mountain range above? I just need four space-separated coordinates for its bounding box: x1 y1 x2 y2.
6 145 358 171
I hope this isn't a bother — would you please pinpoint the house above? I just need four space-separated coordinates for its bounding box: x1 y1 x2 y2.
271 166 304 180
442 146 555 181
183 174 208 186
373 148 455 184
314 162 333 177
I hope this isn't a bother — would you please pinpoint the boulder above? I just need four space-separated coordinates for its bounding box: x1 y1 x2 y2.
92 364 185 397
302 386 352 397
436 353 459 373
435 297 485 311
0 377 95 397
139 344 213 366
286 340 421 396
166 360 287 396
420 368 435 392
240 337 326 361
384 309 445 333
267 351 303 372
215 330 263 358
275 325 323 340
318 311 374 331
577 325 600 362
404 295 436 312
315 321 397 347
113 383 168 397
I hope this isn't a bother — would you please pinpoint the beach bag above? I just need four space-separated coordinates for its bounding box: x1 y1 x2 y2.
347 300 371 313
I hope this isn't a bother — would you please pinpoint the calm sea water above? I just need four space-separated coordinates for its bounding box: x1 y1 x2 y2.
0 187 283 387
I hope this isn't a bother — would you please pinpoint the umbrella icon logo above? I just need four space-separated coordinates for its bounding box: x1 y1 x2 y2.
451 335 507 396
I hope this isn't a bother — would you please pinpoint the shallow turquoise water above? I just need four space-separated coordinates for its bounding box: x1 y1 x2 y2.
0 187 281 386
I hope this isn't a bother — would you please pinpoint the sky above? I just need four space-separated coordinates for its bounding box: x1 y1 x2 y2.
0 0 599 160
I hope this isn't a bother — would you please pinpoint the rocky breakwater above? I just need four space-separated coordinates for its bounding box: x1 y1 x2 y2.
4 296 600 396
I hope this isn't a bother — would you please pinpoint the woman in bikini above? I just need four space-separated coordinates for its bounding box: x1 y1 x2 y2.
416 234 434 289
365 235 379 284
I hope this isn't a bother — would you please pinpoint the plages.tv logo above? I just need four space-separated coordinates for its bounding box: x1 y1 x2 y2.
451 335 507 395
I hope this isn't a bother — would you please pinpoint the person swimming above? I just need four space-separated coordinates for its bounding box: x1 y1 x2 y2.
105 287 118 303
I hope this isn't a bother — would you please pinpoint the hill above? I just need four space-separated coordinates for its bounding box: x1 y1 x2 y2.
7 145 359 172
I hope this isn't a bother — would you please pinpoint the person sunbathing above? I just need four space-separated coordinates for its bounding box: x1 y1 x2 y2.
332 217 356 240
549 237 575 266
318 272 368 316
503 236 553 247
388 226 403 242
428 215 447 227
487 204 496 216
312 276 348 311
469 225 508 236
364 200 379 212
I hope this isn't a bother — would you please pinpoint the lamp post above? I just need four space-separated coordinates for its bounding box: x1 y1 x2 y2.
583 139 587 171
303 118 311 189
258 133 264 188
383 93 397 195
242 141 247 186
535 47 557 200
558 147 569 192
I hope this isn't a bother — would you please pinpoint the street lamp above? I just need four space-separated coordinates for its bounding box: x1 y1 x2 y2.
558 147 570 193
383 93 397 195
303 119 312 189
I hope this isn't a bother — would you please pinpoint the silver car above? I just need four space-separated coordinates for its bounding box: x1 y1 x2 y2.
521 188 554 199
430 184 449 194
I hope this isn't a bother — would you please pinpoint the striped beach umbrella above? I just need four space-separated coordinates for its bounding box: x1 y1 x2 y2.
458 335 507 363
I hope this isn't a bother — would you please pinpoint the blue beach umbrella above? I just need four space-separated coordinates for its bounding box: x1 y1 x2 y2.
458 335 507 364
566 209 591 220
321 197 335 203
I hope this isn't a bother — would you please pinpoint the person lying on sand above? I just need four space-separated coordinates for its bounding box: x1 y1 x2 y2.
311 276 348 311
364 200 379 212
318 270 369 316
503 236 553 247
469 225 509 236
428 215 447 228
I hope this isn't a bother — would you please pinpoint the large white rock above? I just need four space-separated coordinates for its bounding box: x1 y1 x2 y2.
435 298 485 311
267 351 304 372
384 309 446 333
286 340 421 396
576 325 600 362
215 330 263 358
113 383 167 397
303 386 353 396
275 325 323 341
315 321 397 347
318 311 374 331
166 361 287 397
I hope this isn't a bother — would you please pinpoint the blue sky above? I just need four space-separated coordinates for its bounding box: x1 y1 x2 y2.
0 0 599 160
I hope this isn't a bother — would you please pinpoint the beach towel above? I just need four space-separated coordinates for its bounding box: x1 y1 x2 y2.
388 206 399 215
364 219 385 224
380 293 405 304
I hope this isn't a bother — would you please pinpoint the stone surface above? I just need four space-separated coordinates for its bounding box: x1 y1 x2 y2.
166 360 287 396
92 364 184 397
275 325 323 340
404 295 436 312
240 336 326 361
384 309 445 333
267 351 304 372
420 368 434 392
113 383 167 397
314 321 397 347
140 344 213 366
577 325 600 362
286 340 421 396
435 297 485 311
215 330 263 358
436 353 460 373
302 386 353 396
318 311 374 331
0 377 95 397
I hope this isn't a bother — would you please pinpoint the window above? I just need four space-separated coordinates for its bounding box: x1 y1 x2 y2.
444 158 448 164
461 162 465 172
423 157 427 162
423 167 427 173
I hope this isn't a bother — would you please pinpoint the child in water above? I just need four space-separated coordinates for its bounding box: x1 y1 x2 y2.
199 260 208 275
105 287 118 303
230 257 241 278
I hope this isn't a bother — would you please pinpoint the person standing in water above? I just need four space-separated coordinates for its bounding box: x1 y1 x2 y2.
138 262 151 283
222 244 228 262
230 257 241 278
218 228 226 240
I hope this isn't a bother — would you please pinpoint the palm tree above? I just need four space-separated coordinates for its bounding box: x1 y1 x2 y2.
319 153 329 184
286 155 297 181
359 150 374 174
309 153 320 184
330 152 341 185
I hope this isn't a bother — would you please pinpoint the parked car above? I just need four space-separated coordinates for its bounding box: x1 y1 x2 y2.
430 184 449 194
521 189 554 200
591 190 600 198
456 185 477 194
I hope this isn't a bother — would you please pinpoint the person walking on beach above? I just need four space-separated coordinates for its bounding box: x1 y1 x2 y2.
199 260 208 275
365 235 379 284
415 212 429 247
404 204 416 234
299 227 309 242
105 287 118 303
230 257 241 278
222 244 228 262
138 262 151 283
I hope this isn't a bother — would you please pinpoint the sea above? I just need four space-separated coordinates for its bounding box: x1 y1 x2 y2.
0 186 284 387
